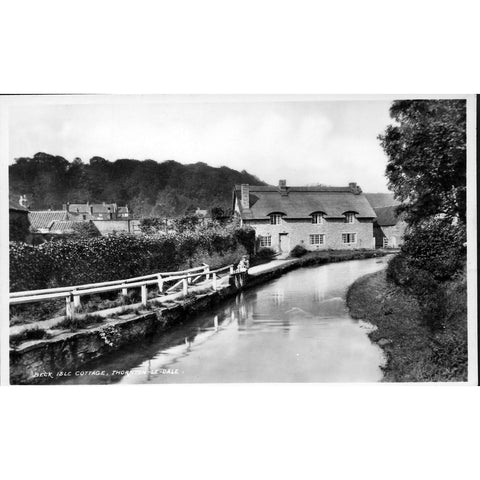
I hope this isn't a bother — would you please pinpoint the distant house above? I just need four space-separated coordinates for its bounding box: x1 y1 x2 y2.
29 210 74 233
63 202 130 220
9 199 30 242
232 180 376 254
372 205 407 248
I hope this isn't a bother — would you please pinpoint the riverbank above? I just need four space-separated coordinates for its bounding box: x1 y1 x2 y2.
346 269 468 382
10 248 388 384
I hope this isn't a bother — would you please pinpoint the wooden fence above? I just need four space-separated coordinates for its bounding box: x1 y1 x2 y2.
10 263 246 320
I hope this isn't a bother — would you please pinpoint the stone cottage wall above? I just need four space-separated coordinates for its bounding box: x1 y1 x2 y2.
246 217 374 252
381 222 407 248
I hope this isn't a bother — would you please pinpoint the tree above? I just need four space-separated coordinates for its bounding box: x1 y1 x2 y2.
173 215 199 233
10 213 31 242
71 221 101 238
378 100 466 225
210 206 225 220
139 217 166 234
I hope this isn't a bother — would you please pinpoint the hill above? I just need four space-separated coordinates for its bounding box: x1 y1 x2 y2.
9 153 267 217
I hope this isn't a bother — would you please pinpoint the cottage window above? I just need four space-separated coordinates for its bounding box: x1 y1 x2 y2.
342 233 357 244
383 237 389 248
309 234 325 245
345 212 355 223
270 214 283 225
260 235 272 247
311 213 325 224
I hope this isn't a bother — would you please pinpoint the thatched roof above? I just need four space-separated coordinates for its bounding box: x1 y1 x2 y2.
373 205 403 226
364 193 400 208
234 185 376 220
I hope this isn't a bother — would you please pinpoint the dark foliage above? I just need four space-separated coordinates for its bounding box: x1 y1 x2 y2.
9 153 266 217
173 215 200 233
290 244 307 258
9 212 31 242
400 218 466 281
139 217 166 234
256 247 276 260
71 221 101 238
10 227 255 292
386 218 466 330
379 100 466 225
10 326 50 347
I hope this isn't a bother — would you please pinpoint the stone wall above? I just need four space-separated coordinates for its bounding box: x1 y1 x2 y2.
10 285 239 385
374 221 407 248
246 217 374 252
92 219 141 235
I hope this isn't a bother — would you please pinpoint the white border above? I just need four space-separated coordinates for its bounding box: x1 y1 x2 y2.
0 93 476 386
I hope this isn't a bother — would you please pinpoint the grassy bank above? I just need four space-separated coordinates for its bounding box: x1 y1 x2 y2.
346 269 468 382
292 248 388 265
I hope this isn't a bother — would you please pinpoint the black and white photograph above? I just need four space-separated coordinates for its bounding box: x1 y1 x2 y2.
3 95 476 385
1 3 480 480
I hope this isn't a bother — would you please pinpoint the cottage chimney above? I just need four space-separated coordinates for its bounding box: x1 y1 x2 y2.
240 184 250 209
349 182 362 194
279 179 288 196
19 195 29 209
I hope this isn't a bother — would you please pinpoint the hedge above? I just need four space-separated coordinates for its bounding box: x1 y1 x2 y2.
10 227 255 292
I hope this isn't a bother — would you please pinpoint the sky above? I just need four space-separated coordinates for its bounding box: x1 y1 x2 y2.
8 97 396 192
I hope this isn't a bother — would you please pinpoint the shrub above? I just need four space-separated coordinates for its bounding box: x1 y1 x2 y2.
401 218 466 281
256 247 276 260
387 252 454 330
290 245 307 258
9 227 255 293
10 326 50 347
71 221 101 238
55 314 104 331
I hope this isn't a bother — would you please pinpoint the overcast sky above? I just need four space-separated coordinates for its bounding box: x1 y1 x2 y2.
8 98 396 192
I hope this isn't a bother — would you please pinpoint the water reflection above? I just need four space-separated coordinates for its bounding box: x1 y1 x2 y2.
55 256 390 384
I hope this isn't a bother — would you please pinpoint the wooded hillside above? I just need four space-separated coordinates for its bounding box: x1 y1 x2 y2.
9 153 266 217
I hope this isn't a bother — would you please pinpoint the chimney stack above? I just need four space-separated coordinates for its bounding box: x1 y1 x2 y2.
349 182 362 194
240 184 250 209
19 195 29 209
279 179 288 196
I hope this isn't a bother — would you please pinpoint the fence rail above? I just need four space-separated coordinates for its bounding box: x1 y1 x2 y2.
9 263 248 320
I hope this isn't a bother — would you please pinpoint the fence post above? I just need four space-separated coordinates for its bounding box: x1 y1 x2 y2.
187 274 192 285
73 290 81 309
182 278 188 295
65 294 74 321
212 273 217 291
157 275 163 294
141 284 148 306
229 265 234 275
122 284 128 297
204 265 210 280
